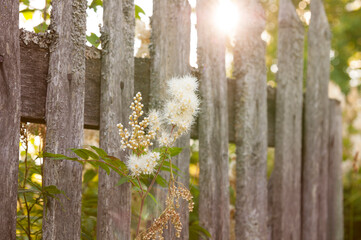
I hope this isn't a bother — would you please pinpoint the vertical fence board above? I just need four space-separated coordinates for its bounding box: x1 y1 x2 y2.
97 0 134 239
42 0 87 239
150 0 191 238
233 1 268 239
0 0 20 239
327 99 344 240
268 0 304 239
197 0 230 238
302 0 331 239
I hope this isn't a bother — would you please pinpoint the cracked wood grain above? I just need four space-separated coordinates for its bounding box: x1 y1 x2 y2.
302 0 331 239
96 0 134 239
268 0 304 239
150 0 191 239
0 0 20 239
197 0 230 238
327 99 343 240
42 0 87 239
233 0 268 239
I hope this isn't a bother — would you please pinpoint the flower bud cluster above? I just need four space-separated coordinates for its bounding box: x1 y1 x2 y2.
167 183 194 213
136 207 181 240
117 92 156 153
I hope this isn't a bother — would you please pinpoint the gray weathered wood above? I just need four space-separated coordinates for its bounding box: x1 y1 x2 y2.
302 0 331 239
197 0 230 238
233 0 268 239
96 0 134 239
268 1 304 239
42 0 87 239
327 99 344 240
150 0 191 238
18 39 277 147
0 1 20 239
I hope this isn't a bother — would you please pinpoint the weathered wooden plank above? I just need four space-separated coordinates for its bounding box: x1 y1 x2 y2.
302 0 331 239
150 0 191 238
327 99 343 240
96 0 134 239
268 0 304 239
0 1 21 239
42 0 87 239
233 0 268 239
197 0 230 238
18 35 276 146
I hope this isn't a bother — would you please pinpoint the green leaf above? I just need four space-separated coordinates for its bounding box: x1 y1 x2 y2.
71 148 90 160
168 147 183 157
83 169 97 184
86 33 100 48
160 166 180 176
105 163 127 177
147 192 157 204
20 9 34 20
117 176 131 186
82 149 99 160
163 161 180 171
189 221 212 238
89 0 102 12
132 186 142 193
135 5 145 20
18 188 39 194
43 152 78 161
155 175 167 188
20 0 30 6
44 185 65 196
90 146 107 157
103 156 127 171
33 22 48 33
97 161 110 175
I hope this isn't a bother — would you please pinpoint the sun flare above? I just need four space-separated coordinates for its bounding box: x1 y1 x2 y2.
213 0 240 35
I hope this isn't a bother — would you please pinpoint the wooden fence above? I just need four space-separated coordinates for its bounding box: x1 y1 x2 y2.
0 0 343 239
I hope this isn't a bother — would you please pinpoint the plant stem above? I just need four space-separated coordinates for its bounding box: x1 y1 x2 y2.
136 197 145 236
135 125 177 236
137 176 144 197
135 152 168 236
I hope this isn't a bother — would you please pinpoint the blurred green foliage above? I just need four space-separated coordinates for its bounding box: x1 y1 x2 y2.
260 0 361 93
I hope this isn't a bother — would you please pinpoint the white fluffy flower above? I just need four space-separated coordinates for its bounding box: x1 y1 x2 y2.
127 155 143 177
148 109 162 132
158 130 172 147
167 75 198 97
127 152 160 177
164 78 200 130
142 152 160 175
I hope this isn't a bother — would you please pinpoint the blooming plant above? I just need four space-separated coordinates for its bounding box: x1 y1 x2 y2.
45 76 200 239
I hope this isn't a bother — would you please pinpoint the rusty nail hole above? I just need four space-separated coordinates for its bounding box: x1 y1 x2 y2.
0 55 4 63
120 81 124 90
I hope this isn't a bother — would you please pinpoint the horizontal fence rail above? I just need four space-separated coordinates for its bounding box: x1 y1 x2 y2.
19 30 277 146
